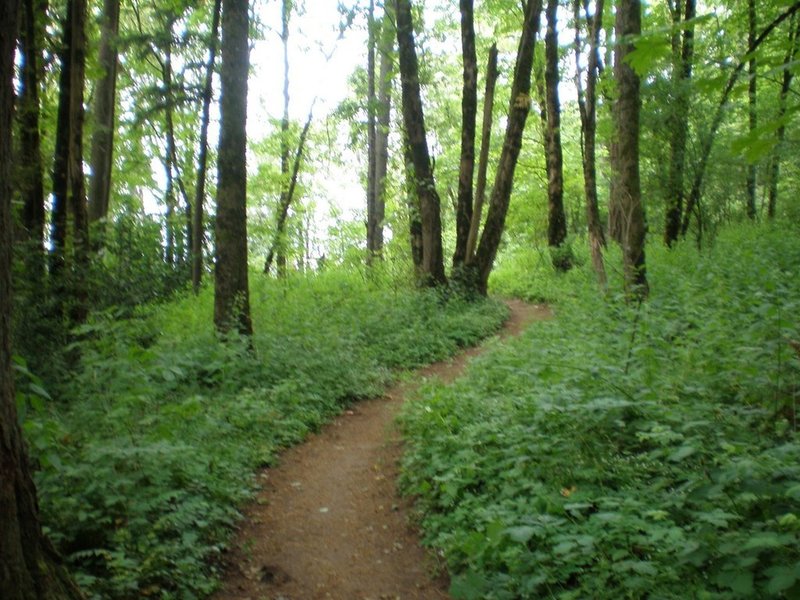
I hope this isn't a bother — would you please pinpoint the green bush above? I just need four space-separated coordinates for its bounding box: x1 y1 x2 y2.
400 224 800 599
23 269 508 599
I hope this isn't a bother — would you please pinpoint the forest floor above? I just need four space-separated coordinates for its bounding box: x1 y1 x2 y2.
211 299 552 600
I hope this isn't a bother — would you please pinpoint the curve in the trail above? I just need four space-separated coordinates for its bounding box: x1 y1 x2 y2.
212 299 552 600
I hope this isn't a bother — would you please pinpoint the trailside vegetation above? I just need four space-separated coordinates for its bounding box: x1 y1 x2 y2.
19 271 506 599
400 224 800 599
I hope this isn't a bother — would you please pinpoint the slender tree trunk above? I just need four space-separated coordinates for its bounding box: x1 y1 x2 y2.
163 29 177 266
767 16 798 218
87 0 120 235
275 0 291 276
543 0 569 270
214 0 252 336
745 0 757 220
613 0 648 300
192 0 221 292
395 0 446 286
1 3 84 597
17 0 45 255
681 2 800 237
465 44 498 263
366 0 378 262
663 0 695 246
263 109 314 275
573 0 607 289
470 0 543 295
372 12 393 260
452 0 477 269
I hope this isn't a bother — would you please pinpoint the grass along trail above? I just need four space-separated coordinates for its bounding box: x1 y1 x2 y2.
212 300 552 600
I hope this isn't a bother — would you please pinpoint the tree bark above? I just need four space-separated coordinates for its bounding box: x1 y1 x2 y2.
573 0 607 288
613 0 648 300
543 0 569 270
395 0 446 286
366 0 378 261
663 0 695 246
452 0 477 269
767 16 798 218
465 43 498 263
372 12 393 260
470 0 543 295
192 0 222 292
402 137 424 275
17 0 46 256
275 0 291 276
745 0 757 220
1 3 84 597
214 0 252 336
87 0 120 234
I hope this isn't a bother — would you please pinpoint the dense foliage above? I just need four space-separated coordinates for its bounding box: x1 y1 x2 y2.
17 270 507 599
399 224 800 599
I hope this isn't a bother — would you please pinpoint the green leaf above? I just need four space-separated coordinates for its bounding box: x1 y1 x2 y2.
765 566 797 595
450 571 490 600
506 525 536 544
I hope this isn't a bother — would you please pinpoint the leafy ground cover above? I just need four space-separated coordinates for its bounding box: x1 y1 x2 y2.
399 224 800 599
17 268 507 599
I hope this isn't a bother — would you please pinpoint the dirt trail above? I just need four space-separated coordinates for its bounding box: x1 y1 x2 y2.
212 300 552 600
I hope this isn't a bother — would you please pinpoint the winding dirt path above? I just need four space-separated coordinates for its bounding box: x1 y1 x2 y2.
212 300 551 600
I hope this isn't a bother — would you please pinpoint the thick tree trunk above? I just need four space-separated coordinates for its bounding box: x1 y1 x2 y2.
745 0 757 220
681 2 800 237
395 0 446 286
452 0 477 269
17 0 45 256
573 0 607 288
214 0 252 336
767 17 798 218
1 4 84 597
663 0 695 246
402 138 424 275
470 0 543 295
465 44 498 263
543 0 569 270
613 0 648 300
87 0 120 234
192 0 221 292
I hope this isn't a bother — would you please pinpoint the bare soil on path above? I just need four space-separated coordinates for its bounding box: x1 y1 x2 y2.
212 300 552 600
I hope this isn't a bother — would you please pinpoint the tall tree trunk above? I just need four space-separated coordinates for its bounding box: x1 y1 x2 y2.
372 12 393 260
465 43 498 263
17 0 45 257
1 2 84 597
745 0 757 220
163 28 177 266
403 136 424 275
613 0 648 300
681 2 800 237
470 0 543 295
663 0 695 246
192 0 221 292
366 0 378 262
87 0 120 235
395 0 446 286
543 0 569 270
767 16 798 218
452 0 477 269
214 0 252 336
276 0 291 276
573 0 607 288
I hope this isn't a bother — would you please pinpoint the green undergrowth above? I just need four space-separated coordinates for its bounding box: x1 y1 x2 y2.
18 268 507 599
399 223 800 599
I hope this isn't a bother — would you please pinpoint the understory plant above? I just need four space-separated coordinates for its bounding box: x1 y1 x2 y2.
400 223 800 599
20 268 507 599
